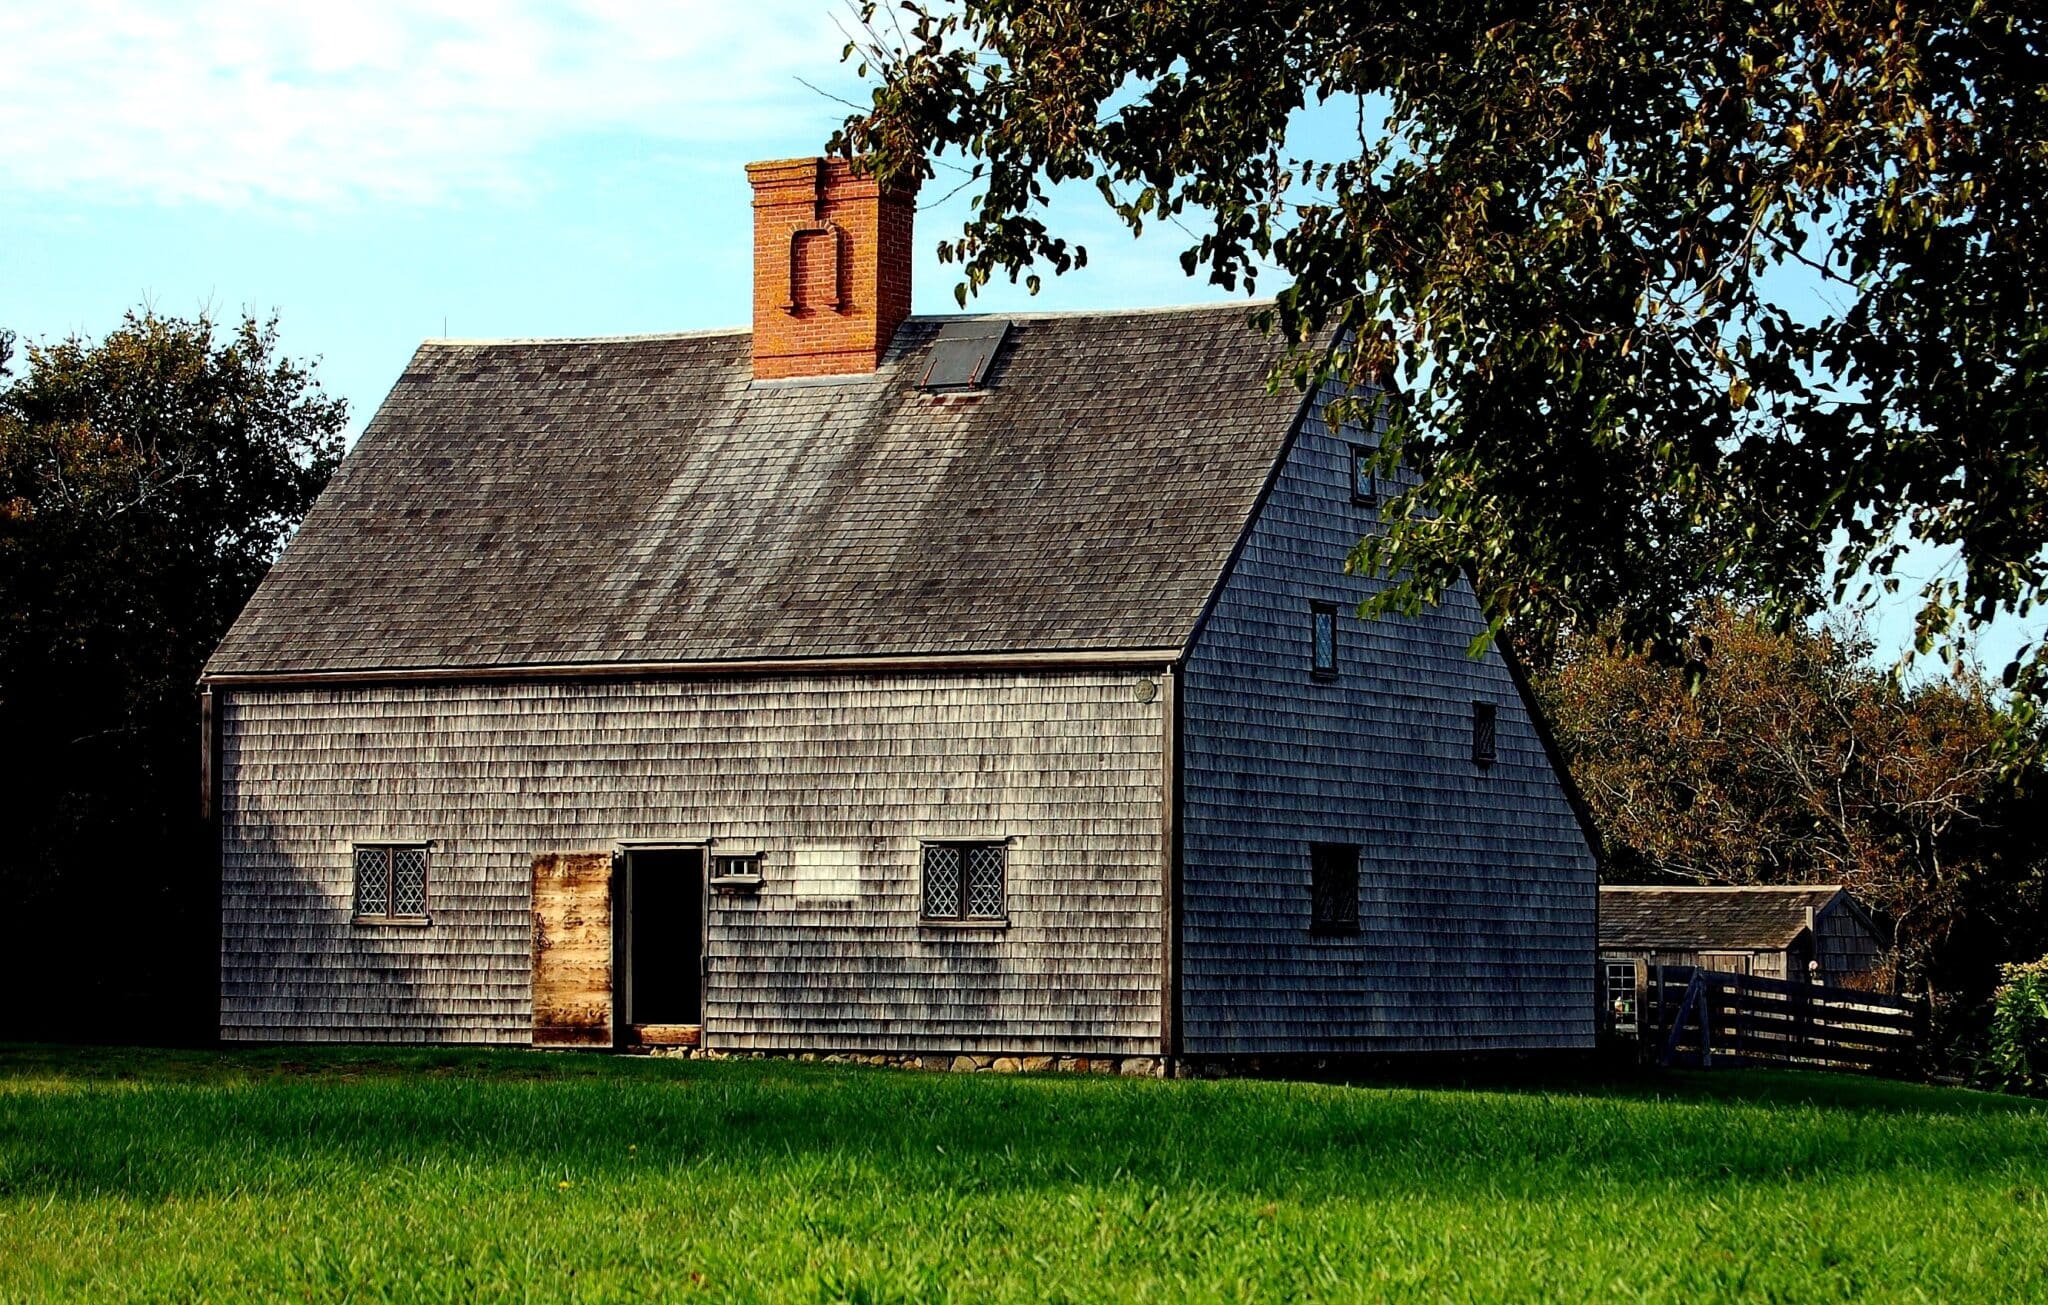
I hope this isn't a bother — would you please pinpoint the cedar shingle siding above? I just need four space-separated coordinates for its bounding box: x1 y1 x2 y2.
1177 380 1599 1054
209 304 1601 1056
220 672 1165 1049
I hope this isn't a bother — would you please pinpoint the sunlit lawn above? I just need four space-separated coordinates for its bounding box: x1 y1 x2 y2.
1 1044 2043 1302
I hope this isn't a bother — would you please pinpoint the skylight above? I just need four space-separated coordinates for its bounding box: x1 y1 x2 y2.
917 319 1011 391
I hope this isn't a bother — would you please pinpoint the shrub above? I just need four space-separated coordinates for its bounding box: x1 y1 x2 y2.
1979 957 2048 1095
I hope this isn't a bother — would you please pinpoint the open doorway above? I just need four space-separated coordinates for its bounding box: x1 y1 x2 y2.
616 847 704 1038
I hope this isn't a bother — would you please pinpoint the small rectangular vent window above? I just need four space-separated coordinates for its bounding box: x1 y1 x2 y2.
918 319 1011 391
1350 444 1378 504
712 854 762 883
1311 603 1339 680
1473 700 1498 766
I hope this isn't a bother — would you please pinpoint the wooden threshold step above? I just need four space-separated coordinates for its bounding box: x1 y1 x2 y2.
626 1024 702 1049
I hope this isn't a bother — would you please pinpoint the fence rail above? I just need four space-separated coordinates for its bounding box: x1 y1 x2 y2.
1639 966 1922 1074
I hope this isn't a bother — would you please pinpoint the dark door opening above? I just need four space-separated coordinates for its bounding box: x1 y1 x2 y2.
620 848 703 1028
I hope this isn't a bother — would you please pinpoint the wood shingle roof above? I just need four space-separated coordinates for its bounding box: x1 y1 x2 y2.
1598 885 1849 951
206 305 1303 677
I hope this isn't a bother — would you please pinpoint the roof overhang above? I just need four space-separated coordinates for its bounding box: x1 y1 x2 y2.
200 646 1184 691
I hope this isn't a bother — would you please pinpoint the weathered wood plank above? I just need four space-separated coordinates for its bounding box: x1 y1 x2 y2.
532 851 613 1047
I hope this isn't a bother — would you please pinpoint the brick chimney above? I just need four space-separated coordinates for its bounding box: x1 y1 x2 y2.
746 157 917 380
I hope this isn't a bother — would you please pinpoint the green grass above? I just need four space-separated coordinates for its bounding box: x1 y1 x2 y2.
1 1046 2044 1302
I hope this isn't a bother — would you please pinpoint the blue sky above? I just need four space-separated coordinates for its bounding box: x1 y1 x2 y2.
1 1 2031 674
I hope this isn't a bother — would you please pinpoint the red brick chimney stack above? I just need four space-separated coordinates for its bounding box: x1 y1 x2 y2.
746 157 917 381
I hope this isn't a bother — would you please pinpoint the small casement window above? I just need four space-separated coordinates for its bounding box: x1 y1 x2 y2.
1310 603 1339 680
1350 444 1378 505
922 841 1007 923
1472 700 1498 766
354 844 429 922
1310 843 1361 936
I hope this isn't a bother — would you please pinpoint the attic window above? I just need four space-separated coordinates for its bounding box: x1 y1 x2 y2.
1350 444 1378 504
1310 603 1339 680
917 319 1010 391
1472 700 1498 766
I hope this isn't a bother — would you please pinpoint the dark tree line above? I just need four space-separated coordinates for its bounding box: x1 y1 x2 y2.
1530 605 2047 1055
0 313 343 1042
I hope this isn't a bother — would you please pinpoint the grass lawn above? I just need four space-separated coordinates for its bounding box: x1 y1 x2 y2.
1 1046 2044 1302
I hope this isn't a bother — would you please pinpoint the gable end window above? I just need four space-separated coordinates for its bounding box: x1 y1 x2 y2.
354 844 430 922
1472 700 1498 766
922 841 1007 925
1310 843 1361 936
1350 444 1378 505
1310 603 1339 680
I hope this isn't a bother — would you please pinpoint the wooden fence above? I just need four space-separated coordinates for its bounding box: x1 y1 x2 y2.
1639 966 1923 1074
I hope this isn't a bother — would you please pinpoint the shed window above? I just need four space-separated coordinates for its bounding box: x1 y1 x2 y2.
354 844 429 922
1310 843 1361 935
1350 444 1378 504
1604 961 1639 1033
922 842 1006 923
1311 603 1339 680
1472 700 1498 766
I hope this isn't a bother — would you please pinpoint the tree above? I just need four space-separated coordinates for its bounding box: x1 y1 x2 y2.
1534 603 2048 1002
0 311 344 1040
836 2 2048 707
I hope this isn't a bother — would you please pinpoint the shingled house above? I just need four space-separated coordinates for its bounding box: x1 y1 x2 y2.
202 156 1600 1067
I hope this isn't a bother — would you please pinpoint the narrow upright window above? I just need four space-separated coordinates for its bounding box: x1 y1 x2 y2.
1472 700 1498 766
1310 603 1339 680
1350 444 1378 504
1310 843 1361 936
354 844 430 922
922 842 1007 924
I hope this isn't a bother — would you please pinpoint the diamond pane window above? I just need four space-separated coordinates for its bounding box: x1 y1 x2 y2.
966 845 1006 919
354 847 389 918
393 848 429 916
353 844 429 922
922 845 962 918
922 841 1006 923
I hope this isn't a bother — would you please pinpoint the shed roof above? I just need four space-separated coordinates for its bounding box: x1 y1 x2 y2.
205 305 1303 678
1598 885 1849 952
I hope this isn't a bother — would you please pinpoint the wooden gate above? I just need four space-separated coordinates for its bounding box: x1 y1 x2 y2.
532 851 614 1047
1646 966 1922 1075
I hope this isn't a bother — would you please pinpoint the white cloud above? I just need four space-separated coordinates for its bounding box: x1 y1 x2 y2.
0 0 866 207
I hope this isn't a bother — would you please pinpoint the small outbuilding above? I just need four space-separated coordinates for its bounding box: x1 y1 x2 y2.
1599 885 1888 1027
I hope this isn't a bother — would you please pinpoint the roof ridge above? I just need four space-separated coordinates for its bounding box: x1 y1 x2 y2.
416 300 1276 350
418 326 751 347
1600 884 1844 893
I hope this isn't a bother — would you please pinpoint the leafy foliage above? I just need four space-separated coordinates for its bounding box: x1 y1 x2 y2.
836 2 2048 708
1982 956 2048 1095
0 311 343 1040
1534 604 2048 1002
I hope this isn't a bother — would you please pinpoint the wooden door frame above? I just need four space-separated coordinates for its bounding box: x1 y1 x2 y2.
612 841 710 1045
